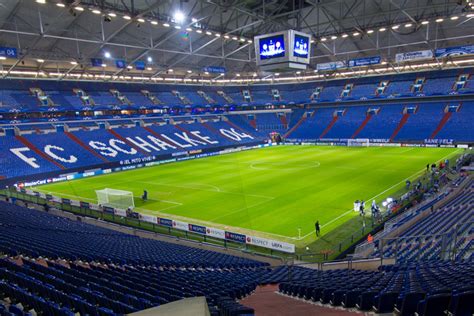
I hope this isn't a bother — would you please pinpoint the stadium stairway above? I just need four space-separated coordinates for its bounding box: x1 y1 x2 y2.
430 111 453 139
389 113 410 142
107 129 149 155
351 114 373 139
141 126 184 149
284 112 307 138
240 284 362 315
64 131 110 163
15 135 66 170
319 116 339 139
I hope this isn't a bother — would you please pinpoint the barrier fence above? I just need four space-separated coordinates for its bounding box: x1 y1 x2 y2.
1 188 297 261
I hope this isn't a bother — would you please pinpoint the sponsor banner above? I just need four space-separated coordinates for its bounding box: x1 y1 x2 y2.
172 220 189 231
102 206 115 214
424 139 453 145
435 45 474 58
139 213 158 224
115 60 127 69
135 61 146 70
395 50 433 63
203 66 226 73
316 61 346 71
0 46 18 58
80 201 90 209
206 227 226 239
45 194 53 200
245 235 295 253
225 231 246 243
159 218 173 227
91 58 103 67
188 223 206 235
348 56 381 67
114 208 127 217
61 198 71 205
70 200 80 207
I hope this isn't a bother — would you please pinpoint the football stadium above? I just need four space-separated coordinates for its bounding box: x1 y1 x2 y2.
0 0 473 315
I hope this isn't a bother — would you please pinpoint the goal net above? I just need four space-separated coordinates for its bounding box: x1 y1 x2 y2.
347 138 370 147
96 188 134 210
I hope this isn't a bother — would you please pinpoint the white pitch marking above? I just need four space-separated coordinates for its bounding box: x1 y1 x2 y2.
296 149 462 240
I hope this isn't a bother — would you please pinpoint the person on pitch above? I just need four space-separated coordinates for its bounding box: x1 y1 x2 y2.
315 221 320 237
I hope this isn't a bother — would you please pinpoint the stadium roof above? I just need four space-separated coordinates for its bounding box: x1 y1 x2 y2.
0 0 473 83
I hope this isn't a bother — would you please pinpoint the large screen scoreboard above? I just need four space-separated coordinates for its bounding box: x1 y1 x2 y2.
254 30 311 71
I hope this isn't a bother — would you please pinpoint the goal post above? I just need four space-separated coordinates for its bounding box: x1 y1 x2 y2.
96 188 135 210
347 138 370 147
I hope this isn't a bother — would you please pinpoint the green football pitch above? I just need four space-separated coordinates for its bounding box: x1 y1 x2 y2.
33 146 461 249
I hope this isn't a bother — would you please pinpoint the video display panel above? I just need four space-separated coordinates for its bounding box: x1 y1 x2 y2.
259 34 286 60
293 34 309 58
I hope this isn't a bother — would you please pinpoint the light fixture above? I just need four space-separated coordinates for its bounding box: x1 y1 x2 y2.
274 73 280 76
204 71 209 75
104 52 111 58
92 9 101 15
331 35 337 40
391 25 400 29
146 67 152 71
206 31 212 35
36 0 46 4
239 38 245 42
168 69 173 72
224 35 230 39
436 18 444 23
37 59 45 63
151 20 158 25
296 71 301 75
108 12 116 17
163 23 170 27
232 36 238 40
191 17 198 23
123 15 131 20
137 18 145 23
342 33 348 38
56 3 65 7
0 56 7 60
253 73 257 77
147 56 152 63
174 25 181 29
352 32 360 36
321 37 327 41
421 20 429 25
247 39 252 43
70 61 77 65
404 23 412 27
450 16 459 20
187 70 192 73
186 27 192 31
379 27 387 32
215 33 221 37
196 29 202 33
174 10 185 24
127 65 133 69
467 13 474 18
101 63 107 67
74 6 84 11
367 29 374 34
236 73 240 77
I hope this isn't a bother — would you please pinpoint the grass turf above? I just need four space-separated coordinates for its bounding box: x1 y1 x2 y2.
33 146 461 250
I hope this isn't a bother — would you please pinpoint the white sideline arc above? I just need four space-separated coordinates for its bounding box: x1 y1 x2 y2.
295 149 462 240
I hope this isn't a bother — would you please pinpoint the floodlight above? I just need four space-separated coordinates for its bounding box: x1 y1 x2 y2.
174 10 185 24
